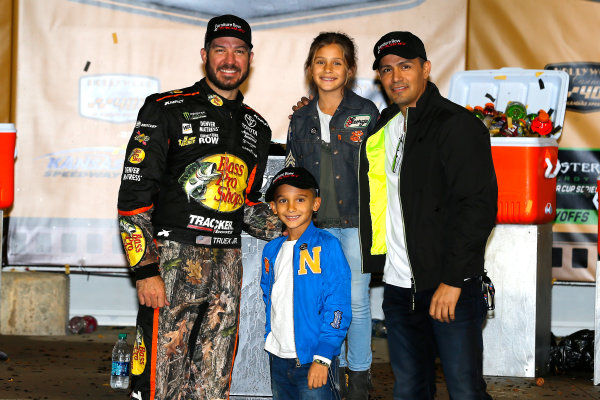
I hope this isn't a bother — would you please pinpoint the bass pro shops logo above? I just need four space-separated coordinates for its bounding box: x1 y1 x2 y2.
119 218 146 267
179 154 248 212
546 62 600 112
131 327 147 375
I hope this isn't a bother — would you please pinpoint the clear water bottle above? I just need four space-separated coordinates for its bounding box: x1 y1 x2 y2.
110 333 131 390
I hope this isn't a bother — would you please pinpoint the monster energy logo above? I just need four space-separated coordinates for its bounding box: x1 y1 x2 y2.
183 111 206 121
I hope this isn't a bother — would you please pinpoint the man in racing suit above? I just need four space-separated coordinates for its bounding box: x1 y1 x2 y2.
117 15 279 400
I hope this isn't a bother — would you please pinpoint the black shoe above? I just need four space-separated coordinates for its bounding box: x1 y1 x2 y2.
347 369 370 400
338 366 349 399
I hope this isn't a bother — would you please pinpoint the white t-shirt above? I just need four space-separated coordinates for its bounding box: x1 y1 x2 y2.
383 112 412 288
317 104 332 143
264 240 297 358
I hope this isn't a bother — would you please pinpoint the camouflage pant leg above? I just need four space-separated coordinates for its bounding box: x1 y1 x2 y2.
130 240 242 400
187 246 243 400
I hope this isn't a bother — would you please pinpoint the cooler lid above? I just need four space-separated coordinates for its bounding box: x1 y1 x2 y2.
491 137 558 147
0 123 16 132
448 68 569 139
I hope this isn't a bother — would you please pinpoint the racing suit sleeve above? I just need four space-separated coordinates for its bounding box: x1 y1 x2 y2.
117 97 169 280
243 123 283 241
315 236 352 361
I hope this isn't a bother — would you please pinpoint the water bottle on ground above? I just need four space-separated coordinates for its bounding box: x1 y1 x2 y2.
110 333 131 390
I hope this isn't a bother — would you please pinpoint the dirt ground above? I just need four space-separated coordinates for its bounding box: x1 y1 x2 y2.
0 326 133 399
1 326 600 399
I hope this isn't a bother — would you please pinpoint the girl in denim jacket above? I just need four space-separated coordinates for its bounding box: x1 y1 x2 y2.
286 32 380 400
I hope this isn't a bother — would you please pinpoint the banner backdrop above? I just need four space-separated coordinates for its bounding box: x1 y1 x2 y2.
7 0 467 267
467 0 600 281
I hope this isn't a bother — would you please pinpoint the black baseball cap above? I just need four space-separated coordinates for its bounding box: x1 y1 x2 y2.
372 31 427 70
265 167 320 202
205 14 253 49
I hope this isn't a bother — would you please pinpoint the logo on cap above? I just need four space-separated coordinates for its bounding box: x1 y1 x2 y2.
214 22 245 33
378 39 407 54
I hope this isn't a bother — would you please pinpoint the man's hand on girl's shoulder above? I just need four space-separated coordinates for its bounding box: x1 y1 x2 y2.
288 95 314 119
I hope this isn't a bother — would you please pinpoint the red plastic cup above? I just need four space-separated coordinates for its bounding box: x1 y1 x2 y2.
0 123 16 209
82 315 98 333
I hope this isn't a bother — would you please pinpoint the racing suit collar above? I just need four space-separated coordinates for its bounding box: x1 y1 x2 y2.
197 78 244 110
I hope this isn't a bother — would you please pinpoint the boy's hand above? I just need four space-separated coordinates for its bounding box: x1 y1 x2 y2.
307 362 328 389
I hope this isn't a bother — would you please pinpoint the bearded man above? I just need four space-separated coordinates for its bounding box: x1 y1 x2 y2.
117 14 279 400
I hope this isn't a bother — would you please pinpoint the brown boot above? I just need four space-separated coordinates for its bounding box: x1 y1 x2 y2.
347 369 370 400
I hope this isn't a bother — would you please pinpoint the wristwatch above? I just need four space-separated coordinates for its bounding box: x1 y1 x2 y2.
313 359 330 367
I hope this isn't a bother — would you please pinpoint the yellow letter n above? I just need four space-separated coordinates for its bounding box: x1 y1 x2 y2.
298 247 322 275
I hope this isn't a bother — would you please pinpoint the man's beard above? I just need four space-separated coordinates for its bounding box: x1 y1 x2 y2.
205 57 250 92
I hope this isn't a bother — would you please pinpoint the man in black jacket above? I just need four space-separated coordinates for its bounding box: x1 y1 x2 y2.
118 14 279 400
358 31 497 399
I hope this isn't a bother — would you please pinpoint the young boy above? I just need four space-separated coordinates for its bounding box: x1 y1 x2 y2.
260 167 352 400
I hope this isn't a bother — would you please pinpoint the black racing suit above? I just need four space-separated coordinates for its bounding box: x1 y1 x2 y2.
117 78 278 400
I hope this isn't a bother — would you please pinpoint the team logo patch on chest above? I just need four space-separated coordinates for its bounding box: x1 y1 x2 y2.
128 148 145 164
208 94 223 107
179 154 248 212
178 136 196 146
350 130 364 142
344 114 371 128
134 131 150 145
182 123 193 134
245 114 256 127
197 121 220 144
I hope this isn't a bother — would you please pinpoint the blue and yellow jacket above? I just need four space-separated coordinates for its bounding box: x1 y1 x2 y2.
260 222 351 364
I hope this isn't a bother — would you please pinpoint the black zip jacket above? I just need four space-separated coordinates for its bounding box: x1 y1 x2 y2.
358 81 497 291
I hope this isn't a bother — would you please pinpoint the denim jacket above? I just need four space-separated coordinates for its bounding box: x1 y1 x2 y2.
286 89 379 228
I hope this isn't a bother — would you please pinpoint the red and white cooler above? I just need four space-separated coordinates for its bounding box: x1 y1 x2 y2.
448 68 569 224
0 123 17 209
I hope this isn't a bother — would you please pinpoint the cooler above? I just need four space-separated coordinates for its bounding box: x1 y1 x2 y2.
448 68 569 224
0 123 16 209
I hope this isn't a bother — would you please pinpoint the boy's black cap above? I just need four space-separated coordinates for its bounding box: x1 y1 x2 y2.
372 31 427 70
205 14 253 49
265 167 319 202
